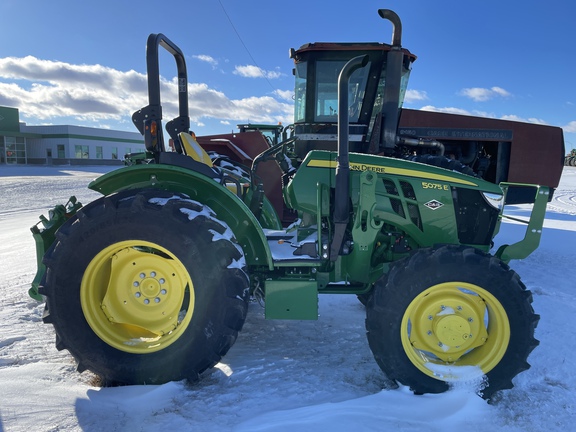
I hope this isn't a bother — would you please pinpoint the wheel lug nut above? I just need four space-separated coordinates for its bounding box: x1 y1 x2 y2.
150 271 156 277
155 297 160 303
143 299 150 305
133 281 139 287
159 278 165 284
135 292 141 298
140 273 146 278
160 289 167 295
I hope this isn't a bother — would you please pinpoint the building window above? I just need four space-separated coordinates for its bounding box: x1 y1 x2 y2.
75 145 89 159
5 136 27 164
57 145 65 158
111 147 118 160
96 146 103 159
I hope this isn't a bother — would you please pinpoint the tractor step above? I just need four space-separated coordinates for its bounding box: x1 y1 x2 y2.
264 229 320 262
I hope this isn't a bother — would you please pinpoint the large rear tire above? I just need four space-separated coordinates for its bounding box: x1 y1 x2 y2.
40 189 249 385
366 245 539 400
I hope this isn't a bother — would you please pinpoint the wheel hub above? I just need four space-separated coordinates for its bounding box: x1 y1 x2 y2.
81 241 194 353
434 314 471 347
133 272 167 305
402 282 510 378
101 247 184 335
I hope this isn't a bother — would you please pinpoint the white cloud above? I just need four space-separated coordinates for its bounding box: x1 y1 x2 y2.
273 89 294 101
419 105 551 126
420 105 472 116
0 56 292 128
500 114 547 125
563 120 576 132
233 65 282 79
459 86 511 102
490 86 510 97
0 55 147 121
404 89 428 103
192 54 218 67
186 83 292 125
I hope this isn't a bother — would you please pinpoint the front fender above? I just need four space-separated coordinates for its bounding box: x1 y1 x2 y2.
89 164 274 269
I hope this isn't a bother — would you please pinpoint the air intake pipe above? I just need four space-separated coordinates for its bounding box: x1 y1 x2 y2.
330 54 369 261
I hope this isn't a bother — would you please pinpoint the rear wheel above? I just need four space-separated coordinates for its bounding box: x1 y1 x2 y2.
366 245 539 400
40 189 249 385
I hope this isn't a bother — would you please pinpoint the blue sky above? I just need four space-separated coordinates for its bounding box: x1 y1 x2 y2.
0 0 574 151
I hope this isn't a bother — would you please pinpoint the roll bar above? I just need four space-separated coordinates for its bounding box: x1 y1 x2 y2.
132 33 190 154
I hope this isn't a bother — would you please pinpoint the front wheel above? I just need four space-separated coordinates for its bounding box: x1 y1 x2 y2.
40 189 250 385
366 245 539 400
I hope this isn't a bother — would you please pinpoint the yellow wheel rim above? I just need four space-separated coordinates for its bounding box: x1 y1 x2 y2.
401 282 510 381
81 240 194 354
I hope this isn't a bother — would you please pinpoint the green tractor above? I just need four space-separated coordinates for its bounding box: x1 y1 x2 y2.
31 9 562 399
566 149 576 166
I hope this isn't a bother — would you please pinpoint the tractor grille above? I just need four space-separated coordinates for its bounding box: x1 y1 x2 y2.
407 203 422 230
382 178 422 231
400 181 417 199
383 179 398 195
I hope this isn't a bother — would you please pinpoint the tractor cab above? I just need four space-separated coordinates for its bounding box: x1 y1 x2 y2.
290 11 416 160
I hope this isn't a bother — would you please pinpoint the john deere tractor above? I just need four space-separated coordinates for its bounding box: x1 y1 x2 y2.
31 9 564 399
566 149 576 166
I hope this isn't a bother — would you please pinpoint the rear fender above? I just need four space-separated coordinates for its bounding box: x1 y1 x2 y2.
89 164 275 269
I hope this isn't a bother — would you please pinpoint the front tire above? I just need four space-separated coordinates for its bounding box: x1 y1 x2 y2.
366 245 539 399
40 189 249 385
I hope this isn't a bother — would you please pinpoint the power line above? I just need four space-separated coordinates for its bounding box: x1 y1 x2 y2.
217 0 278 93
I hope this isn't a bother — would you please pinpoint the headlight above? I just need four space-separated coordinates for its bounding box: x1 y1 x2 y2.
481 192 504 210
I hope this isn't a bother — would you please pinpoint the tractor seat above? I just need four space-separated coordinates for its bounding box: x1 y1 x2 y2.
179 132 214 167
178 132 249 197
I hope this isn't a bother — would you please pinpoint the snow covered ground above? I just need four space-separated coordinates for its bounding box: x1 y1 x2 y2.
0 164 575 432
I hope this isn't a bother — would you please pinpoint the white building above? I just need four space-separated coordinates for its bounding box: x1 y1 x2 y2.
0 106 145 165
